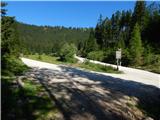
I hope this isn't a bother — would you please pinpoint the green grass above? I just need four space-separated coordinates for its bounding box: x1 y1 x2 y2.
25 54 64 65
2 76 60 120
2 76 26 120
25 54 122 74
22 79 59 120
76 61 122 74
2 56 29 76
140 64 160 74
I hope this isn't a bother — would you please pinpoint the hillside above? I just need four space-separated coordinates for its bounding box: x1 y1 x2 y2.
17 22 91 54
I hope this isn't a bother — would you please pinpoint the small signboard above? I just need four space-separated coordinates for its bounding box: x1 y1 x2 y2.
116 50 121 59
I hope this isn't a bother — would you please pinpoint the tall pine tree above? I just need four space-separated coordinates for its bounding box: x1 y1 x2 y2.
95 14 103 49
129 23 143 65
83 29 98 55
131 1 146 31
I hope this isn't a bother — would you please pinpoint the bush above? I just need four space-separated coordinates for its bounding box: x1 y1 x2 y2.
2 56 28 76
38 54 42 60
141 54 160 73
103 50 116 64
87 51 104 61
121 49 132 66
59 43 77 63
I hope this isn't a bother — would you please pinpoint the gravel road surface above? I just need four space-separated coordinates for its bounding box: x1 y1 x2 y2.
21 58 160 120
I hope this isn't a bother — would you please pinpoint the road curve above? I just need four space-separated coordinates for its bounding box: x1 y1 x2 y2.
75 56 160 88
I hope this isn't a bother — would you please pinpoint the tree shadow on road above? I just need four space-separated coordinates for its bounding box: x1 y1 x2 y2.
28 66 160 120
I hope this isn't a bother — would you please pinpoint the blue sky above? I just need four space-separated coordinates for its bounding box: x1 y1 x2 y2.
5 1 138 27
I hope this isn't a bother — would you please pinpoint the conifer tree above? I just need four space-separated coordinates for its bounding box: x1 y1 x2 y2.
132 1 146 30
129 23 143 65
95 14 103 48
84 29 98 55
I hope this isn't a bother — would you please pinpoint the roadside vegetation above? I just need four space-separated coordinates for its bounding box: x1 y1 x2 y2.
2 76 60 120
25 54 121 74
25 54 63 64
22 79 60 120
75 60 122 73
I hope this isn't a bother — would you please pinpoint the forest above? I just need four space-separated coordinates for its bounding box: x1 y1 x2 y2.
17 22 90 54
15 1 160 73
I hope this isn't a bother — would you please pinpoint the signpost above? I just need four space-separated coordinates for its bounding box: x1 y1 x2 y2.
116 48 121 70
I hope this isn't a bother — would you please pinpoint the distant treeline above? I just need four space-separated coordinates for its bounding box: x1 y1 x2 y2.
16 22 91 54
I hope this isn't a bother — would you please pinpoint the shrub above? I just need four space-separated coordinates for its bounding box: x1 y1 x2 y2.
121 49 132 66
38 54 42 60
2 56 28 76
79 61 121 73
87 51 104 61
59 43 77 63
103 50 116 64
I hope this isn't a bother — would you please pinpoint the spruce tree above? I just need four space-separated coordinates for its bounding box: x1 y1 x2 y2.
129 23 143 66
95 14 103 49
1 2 26 75
132 1 146 30
117 32 125 49
84 29 98 55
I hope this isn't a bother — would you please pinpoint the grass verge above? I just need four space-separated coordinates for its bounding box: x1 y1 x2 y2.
2 76 60 120
74 61 122 74
24 54 65 65
140 64 160 74
25 54 122 74
22 78 60 120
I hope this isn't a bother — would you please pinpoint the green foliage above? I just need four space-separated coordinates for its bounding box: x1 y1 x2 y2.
103 49 116 64
38 54 42 60
59 43 77 63
17 22 90 54
95 14 104 49
141 54 160 74
1 16 20 57
26 54 63 64
87 51 104 61
2 56 28 76
2 77 59 120
1 3 27 76
117 33 125 49
79 61 121 74
121 49 131 66
132 1 147 30
129 23 143 66
143 44 152 65
83 29 98 56
143 3 160 53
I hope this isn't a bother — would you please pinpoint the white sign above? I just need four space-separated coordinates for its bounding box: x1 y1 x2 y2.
116 51 121 59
